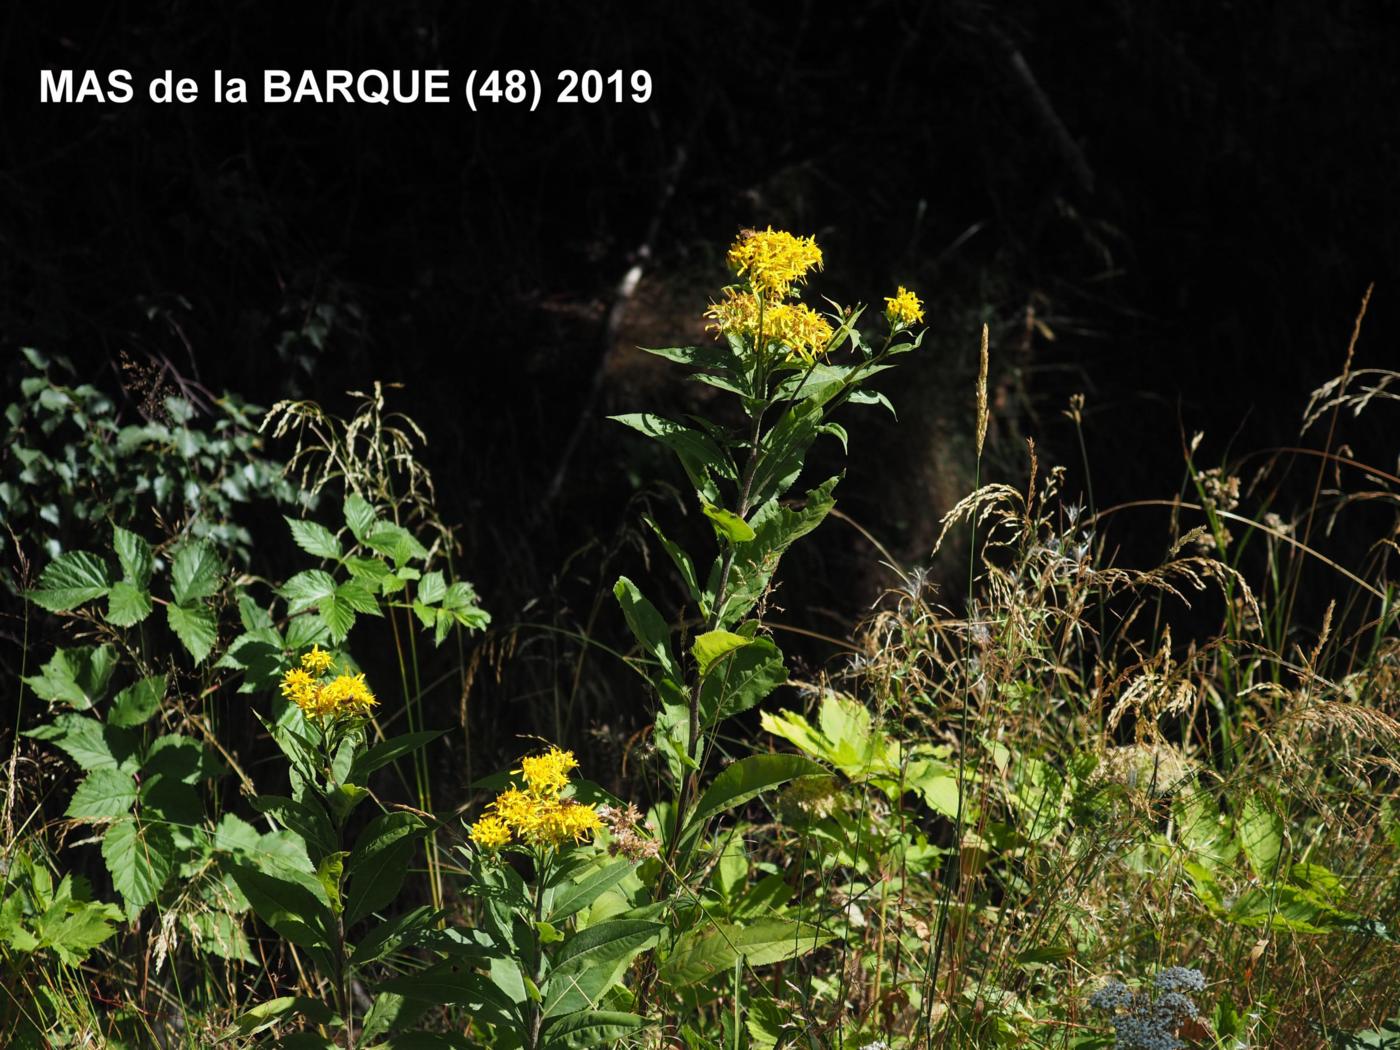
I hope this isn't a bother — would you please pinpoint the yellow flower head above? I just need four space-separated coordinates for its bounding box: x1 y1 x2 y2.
317 672 377 719
704 289 834 365
726 227 822 301
884 286 924 328
300 645 334 675
489 786 542 837
516 747 578 797
532 799 603 847
279 667 319 714
469 815 512 850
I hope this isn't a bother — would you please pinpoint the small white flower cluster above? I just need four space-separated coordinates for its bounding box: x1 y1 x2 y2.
1087 967 1205 1050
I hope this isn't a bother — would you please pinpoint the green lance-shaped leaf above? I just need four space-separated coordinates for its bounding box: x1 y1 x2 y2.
612 577 681 684
714 476 839 629
701 502 756 543
609 413 735 504
682 753 827 845
28 550 111 611
228 996 341 1039
547 858 635 923
541 1010 647 1050
223 854 334 953
250 795 338 859
543 919 662 1017
659 918 833 987
349 729 446 784
345 812 429 925
691 629 750 677
697 635 787 728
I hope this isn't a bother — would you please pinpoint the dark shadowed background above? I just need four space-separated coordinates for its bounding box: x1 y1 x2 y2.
4 1 1397 770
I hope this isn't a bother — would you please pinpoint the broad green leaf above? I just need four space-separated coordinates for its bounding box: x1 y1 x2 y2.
29 550 110 611
701 502 756 543
167 601 218 663
112 525 152 587
1239 794 1284 880
24 714 139 772
717 477 839 628
105 580 153 627
365 521 429 567
229 996 340 1038
747 401 823 507
542 1010 646 1050
350 730 446 783
685 754 827 840
109 674 165 728
224 857 332 952
345 812 429 925
660 918 833 986
379 959 515 1012
250 796 337 858
351 905 436 966
170 540 220 604
613 577 681 682
1174 792 1238 871
545 919 662 1016
645 517 701 605
21 645 117 709
548 858 634 923
282 569 338 614
286 517 343 560
102 819 175 908
692 630 750 677
66 768 138 820
417 570 447 604
610 413 735 503
344 493 376 542
698 636 786 727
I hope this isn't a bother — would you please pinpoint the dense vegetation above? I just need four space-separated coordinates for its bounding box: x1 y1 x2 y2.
3 228 1397 1048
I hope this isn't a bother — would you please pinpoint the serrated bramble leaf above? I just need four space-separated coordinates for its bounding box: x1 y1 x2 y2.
23 714 140 772
282 570 337 614
102 819 175 908
171 541 221 604
21 645 117 709
112 526 153 586
110 674 165 727
365 522 429 566
29 550 111 611
66 768 138 820
344 494 376 543
286 517 343 560
167 602 218 663
417 570 446 604
105 580 153 627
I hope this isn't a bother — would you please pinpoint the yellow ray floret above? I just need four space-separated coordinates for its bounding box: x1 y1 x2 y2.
884 286 924 328
469 815 512 850
705 289 834 364
317 672 378 718
516 747 578 796
726 227 823 301
279 667 319 713
300 644 335 675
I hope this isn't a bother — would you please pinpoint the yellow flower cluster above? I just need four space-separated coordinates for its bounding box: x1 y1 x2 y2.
707 227 833 364
725 226 823 301
278 647 377 720
884 286 924 328
704 288 834 365
470 746 602 851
